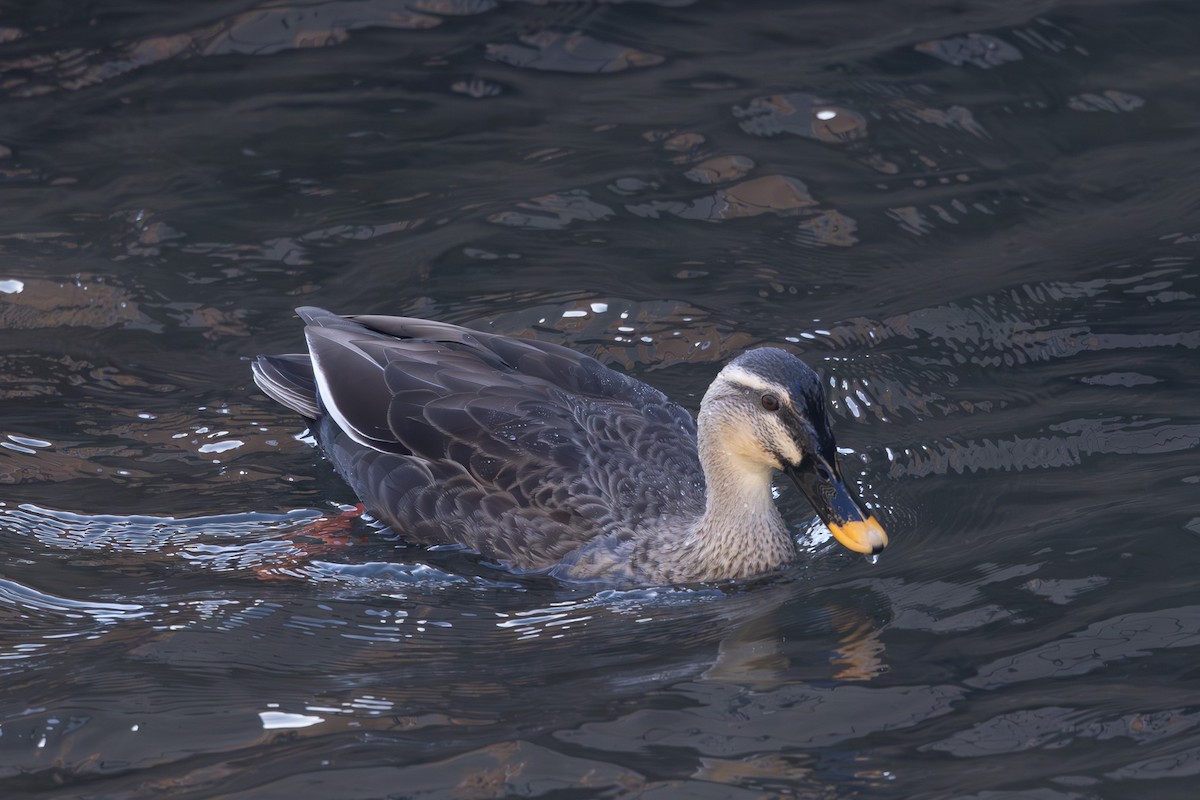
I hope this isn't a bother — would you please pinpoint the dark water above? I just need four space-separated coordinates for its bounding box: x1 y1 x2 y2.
1 0 1198 797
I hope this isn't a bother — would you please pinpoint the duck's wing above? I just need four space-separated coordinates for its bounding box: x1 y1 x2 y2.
254 308 704 569
294 306 698 453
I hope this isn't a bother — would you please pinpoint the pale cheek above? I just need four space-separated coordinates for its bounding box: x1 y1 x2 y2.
723 425 776 467
770 420 803 465
726 420 799 469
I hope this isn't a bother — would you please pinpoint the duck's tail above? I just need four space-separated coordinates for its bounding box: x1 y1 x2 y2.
252 353 320 419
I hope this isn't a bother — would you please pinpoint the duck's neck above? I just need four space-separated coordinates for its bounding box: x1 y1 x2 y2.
680 409 797 580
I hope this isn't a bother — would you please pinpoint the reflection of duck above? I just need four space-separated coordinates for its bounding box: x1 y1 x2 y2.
253 308 887 584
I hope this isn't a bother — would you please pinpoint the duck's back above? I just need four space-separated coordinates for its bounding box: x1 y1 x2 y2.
253 308 705 575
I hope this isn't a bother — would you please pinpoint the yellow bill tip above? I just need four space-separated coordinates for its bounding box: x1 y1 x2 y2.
828 516 889 555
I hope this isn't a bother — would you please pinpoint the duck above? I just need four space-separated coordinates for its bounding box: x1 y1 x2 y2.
252 307 888 584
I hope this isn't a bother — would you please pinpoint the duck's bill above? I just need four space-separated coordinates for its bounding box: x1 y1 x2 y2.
786 460 889 555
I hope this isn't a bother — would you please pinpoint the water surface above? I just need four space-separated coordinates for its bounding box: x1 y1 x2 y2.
1 1 1199 797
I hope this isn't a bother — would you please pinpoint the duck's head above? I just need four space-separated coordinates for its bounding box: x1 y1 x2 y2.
700 348 889 556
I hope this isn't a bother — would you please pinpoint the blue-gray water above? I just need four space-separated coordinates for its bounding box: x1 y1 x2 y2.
1 1 1199 798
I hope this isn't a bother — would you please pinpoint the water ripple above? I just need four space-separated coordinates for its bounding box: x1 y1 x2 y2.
0 0 472 98
0 577 146 624
969 605 1200 690
486 30 664 74
886 417 1200 478
2 503 323 554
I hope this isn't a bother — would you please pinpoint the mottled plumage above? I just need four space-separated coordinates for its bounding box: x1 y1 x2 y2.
253 307 887 584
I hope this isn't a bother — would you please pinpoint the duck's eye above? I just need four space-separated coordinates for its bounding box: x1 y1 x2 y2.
760 393 780 412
